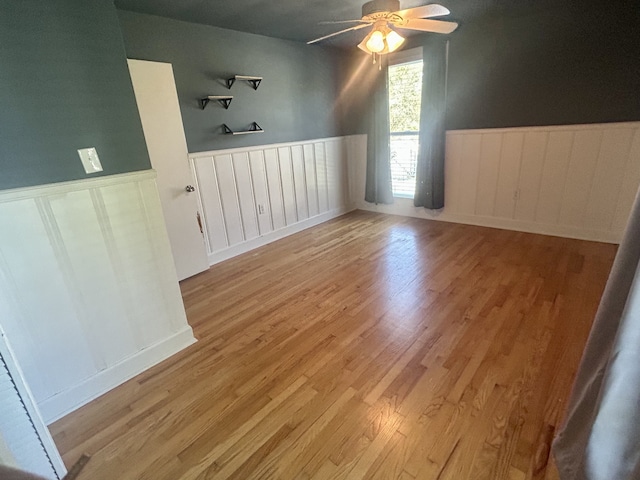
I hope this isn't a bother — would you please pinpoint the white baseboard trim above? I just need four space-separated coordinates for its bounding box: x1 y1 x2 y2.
356 202 620 244
208 206 355 266
40 327 196 424
437 212 621 244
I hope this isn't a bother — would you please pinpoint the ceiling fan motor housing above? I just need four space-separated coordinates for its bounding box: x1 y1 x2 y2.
362 0 401 18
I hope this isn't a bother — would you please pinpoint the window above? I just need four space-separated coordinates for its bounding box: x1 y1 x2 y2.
388 50 423 198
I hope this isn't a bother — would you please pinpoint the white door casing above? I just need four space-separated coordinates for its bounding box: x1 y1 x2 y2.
0 327 66 478
128 59 209 281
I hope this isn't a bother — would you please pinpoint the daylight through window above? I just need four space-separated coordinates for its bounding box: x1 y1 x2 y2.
388 59 423 197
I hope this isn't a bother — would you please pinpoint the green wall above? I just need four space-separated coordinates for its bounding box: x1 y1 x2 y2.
340 3 640 134
445 4 640 130
0 0 151 190
117 10 346 153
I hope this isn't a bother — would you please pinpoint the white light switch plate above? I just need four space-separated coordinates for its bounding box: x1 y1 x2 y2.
78 147 103 174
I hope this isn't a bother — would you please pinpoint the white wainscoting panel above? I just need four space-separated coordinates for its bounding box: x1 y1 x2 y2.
352 122 640 243
0 171 196 423
190 136 353 265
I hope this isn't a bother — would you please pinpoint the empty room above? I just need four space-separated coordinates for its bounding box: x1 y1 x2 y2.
1 1 639 479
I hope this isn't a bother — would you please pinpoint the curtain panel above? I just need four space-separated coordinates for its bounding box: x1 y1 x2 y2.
553 187 640 479
414 41 448 210
364 58 394 205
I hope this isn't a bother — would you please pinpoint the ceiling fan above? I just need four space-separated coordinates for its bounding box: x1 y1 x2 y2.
308 0 458 59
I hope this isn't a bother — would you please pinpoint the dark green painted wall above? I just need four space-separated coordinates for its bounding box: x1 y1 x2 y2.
117 11 345 154
4 1 633 193
446 5 640 130
340 4 640 133
0 0 151 190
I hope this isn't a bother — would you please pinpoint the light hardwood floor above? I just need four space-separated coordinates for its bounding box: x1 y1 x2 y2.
50 211 616 479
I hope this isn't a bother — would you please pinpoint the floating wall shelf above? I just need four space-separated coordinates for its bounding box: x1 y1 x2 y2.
227 75 262 90
200 95 233 110
222 122 264 135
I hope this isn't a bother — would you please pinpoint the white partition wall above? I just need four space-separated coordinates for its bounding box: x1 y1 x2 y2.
353 122 640 243
0 171 196 423
190 136 353 265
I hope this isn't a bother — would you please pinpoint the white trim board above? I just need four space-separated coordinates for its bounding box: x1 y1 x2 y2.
357 200 620 244
189 135 350 159
40 327 196 424
448 121 640 135
0 170 156 203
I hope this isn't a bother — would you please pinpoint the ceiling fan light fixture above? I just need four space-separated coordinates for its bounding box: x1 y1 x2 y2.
385 29 405 52
307 2 458 56
365 29 386 53
359 24 405 55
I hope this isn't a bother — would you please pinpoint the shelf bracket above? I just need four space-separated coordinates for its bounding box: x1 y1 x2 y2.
226 75 263 90
200 96 233 110
249 121 263 132
222 122 264 135
246 78 261 90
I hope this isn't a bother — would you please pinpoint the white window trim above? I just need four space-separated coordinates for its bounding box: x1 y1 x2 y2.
388 52 423 199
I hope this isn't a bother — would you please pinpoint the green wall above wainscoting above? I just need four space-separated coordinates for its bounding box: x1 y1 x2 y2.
444 4 640 130
117 11 345 154
338 2 640 135
0 0 151 191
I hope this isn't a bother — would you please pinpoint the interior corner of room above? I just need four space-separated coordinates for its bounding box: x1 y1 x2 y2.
0 0 639 479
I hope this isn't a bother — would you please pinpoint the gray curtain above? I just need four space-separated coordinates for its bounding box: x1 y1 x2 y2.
414 41 447 209
553 187 640 479
364 58 393 205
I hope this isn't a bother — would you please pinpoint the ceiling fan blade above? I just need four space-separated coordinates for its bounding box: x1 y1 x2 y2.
319 20 370 25
397 18 458 34
307 23 370 44
395 4 450 19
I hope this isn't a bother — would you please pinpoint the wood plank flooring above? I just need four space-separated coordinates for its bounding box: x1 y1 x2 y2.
49 211 616 479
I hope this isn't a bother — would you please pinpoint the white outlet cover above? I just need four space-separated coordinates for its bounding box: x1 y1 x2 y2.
78 147 103 174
